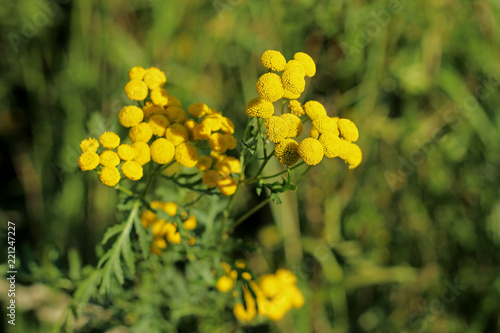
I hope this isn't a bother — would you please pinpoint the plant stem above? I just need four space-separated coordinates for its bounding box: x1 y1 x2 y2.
227 196 272 234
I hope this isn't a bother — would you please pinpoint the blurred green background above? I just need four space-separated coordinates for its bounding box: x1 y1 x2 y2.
1 0 500 332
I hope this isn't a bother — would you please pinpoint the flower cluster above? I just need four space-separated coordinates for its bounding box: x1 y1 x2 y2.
245 50 362 169
78 66 240 194
216 261 304 322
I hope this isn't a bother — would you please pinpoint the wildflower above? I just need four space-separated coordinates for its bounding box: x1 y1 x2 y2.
282 89 301 100
233 288 257 322
344 143 362 169
261 50 286 72
175 142 199 168
318 133 348 159
166 95 182 107
202 170 220 188
183 215 197 230
256 73 284 102
337 118 359 142
99 150 120 167
216 276 235 293
78 152 99 171
188 237 196 246
80 138 99 153
242 272 252 281
312 115 338 134
132 142 150 165
124 80 148 101
209 132 227 153
166 123 189 146
265 116 289 143
280 113 303 137
223 133 237 150
293 52 316 77
148 114 170 136
166 230 181 244
220 117 235 134
275 139 300 166
99 131 120 149
143 67 166 90
288 100 304 116
122 160 143 180
100 166 120 186
216 156 240 176
150 138 175 164
298 137 324 165
150 87 169 107
165 106 188 124
142 102 164 120
302 100 327 120
193 123 211 140
245 97 275 119
129 122 153 142
187 102 209 118
281 60 306 95
203 115 222 132
119 106 144 128
309 126 320 139
183 119 197 140
163 202 177 216
128 66 146 81
196 156 213 171
217 176 237 195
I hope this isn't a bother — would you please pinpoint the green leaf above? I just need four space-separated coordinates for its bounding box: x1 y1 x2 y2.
271 192 282 204
134 214 151 259
101 223 125 245
122 235 136 276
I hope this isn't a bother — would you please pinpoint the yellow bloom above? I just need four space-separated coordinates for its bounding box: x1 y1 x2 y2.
233 288 257 322
261 50 286 72
163 202 178 216
129 122 153 143
293 52 316 77
183 215 197 230
288 100 304 116
245 97 275 119
344 143 362 169
119 106 144 128
143 67 166 90
202 115 222 132
259 274 281 297
275 269 297 285
80 138 99 153
220 117 235 134
132 142 151 165
124 80 148 101
188 237 196 246
209 132 227 153
166 123 189 146
165 106 188 124
202 170 220 188
275 139 300 166
128 66 146 81
150 87 169 107
150 138 175 164
100 166 120 186
99 150 120 167
215 156 240 176
166 231 181 244
142 102 164 120
187 102 209 118
223 134 237 150
122 160 143 180
303 100 327 120
148 114 170 136
99 131 120 149
153 237 167 250
196 156 213 171
337 118 359 142
280 113 303 137
309 126 320 139
283 89 301 100
193 123 211 141
242 272 252 281
217 176 237 195
256 73 284 102
216 275 235 293
312 115 338 134
166 95 182 108
78 152 99 171
281 61 306 95
183 119 197 140
298 137 324 165
175 142 199 168
265 116 289 143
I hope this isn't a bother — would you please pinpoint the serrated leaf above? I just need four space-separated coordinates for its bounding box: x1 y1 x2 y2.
134 215 150 259
101 223 125 245
113 258 124 285
97 251 112 268
121 236 135 276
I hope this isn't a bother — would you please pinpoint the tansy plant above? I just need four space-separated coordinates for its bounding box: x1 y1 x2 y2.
66 50 361 331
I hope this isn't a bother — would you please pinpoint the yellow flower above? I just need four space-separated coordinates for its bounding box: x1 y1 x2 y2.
142 102 164 120
309 126 320 139
166 95 182 107
78 152 99 171
165 106 188 124
223 134 237 150
183 119 197 140
312 115 338 134
196 156 213 171
344 142 362 169
259 274 281 297
124 80 148 101
150 87 169 107
275 269 297 285
233 288 257 322
119 106 144 128
242 272 252 281
216 275 235 293
132 142 151 165
99 131 120 149
298 137 324 165
288 100 304 116
183 215 197 230
162 202 177 217
122 160 143 180
281 60 306 95
280 113 303 137
129 122 153 143
166 123 189 146
141 210 157 228
147 114 169 137
215 156 240 176
261 50 286 72
150 138 175 164
282 89 301 100
166 230 181 244
100 166 121 186
318 134 346 159
193 123 212 141
202 170 220 188
99 150 120 167
187 102 209 118
337 118 359 142
303 100 327 120
188 237 196 246
217 176 237 195
128 66 146 81
209 132 227 153
143 67 166 90
256 73 284 102
275 139 301 166
153 237 167 250
80 138 99 153
293 52 316 77
175 142 199 168
202 115 222 132
265 116 289 143
245 97 275 119
220 117 235 134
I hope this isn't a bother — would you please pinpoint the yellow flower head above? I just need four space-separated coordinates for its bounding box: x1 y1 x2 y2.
275 269 297 285
303 100 327 120
196 156 213 171
293 52 316 77
223 134 237 150
132 142 151 165
298 137 324 165
217 176 237 196
165 106 188 124
259 274 281 298
183 119 197 140
129 122 153 143
141 210 157 228
246 97 275 119
187 102 209 118
280 113 303 137
256 73 284 102
124 80 148 101
122 160 143 180
128 66 146 81
337 118 359 142
117 144 136 161
175 142 199 168
344 142 362 169
188 237 196 246
166 230 181 244
164 202 178 216
216 156 241 176
319 133 347 159
265 116 289 143
119 106 144 128
166 95 182 108
216 275 235 293
275 139 301 166
209 132 227 153
282 89 301 100
143 67 166 90
309 126 320 139
281 60 306 95
166 123 189 146
220 116 235 134
202 170 220 188
100 166 121 187
233 288 257 322
80 138 99 153
202 115 222 132
99 131 120 149
142 102 164 120
150 138 175 164
99 150 120 167
312 115 338 134
288 100 304 116
78 152 99 171
148 114 170 137
193 123 212 141
261 50 286 72
150 87 169 107
183 215 197 230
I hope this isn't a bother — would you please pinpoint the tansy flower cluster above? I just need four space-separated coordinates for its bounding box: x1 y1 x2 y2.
78 66 240 194
140 200 197 254
245 50 362 169
216 261 304 322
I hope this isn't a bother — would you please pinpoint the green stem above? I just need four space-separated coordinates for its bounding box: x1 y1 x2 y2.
116 184 134 196
260 161 305 180
227 196 272 234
